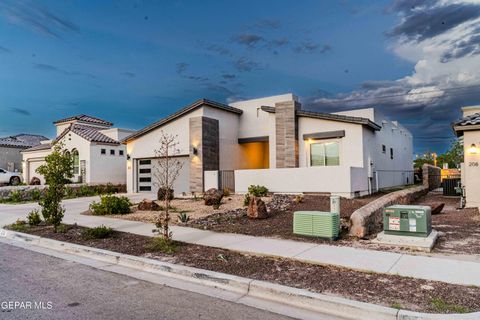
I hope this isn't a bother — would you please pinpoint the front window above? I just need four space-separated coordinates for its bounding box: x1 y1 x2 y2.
310 141 340 166
72 149 79 174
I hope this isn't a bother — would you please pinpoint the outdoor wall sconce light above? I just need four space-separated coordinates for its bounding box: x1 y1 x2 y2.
126 154 131 160
192 147 198 155
468 143 478 155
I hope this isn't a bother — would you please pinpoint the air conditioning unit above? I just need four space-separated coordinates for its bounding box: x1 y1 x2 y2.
293 211 340 240
383 205 432 237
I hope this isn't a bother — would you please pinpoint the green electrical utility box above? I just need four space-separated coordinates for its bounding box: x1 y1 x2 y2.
383 205 432 237
293 211 339 240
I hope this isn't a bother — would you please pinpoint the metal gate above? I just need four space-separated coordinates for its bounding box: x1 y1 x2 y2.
218 170 235 192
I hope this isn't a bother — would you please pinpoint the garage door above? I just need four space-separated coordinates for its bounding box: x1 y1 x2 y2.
28 160 46 184
137 157 190 195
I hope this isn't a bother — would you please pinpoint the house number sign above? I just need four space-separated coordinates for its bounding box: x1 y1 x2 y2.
469 162 479 167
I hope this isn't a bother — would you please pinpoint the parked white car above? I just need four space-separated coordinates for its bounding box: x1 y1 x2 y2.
0 168 22 185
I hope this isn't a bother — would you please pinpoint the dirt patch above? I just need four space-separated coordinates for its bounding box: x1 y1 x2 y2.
189 193 386 245
83 194 248 224
12 223 480 314
412 193 480 255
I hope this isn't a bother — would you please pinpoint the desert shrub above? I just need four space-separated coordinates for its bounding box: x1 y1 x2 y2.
82 225 114 239
56 224 68 233
27 209 42 226
247 185 269 197
8 219 28 232
145 237 177 253
29 189 42 201
157 188 174 201
223 188 231 197
9 190 23 203
177 212 190 223
90 195 131 215
243 194 251 206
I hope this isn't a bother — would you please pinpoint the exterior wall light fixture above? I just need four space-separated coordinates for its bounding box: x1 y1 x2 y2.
192 147 198 156
468 143 478 155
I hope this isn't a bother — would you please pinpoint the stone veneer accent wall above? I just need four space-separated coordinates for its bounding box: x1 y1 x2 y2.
275 100 301 168
189 116 219 193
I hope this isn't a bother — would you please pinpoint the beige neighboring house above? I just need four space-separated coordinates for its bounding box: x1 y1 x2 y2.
453 106 480 209
22 115 134 185
123 93 413 198
0 134 48 173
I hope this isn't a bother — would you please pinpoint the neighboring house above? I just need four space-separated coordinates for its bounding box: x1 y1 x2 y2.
0 134 48 172
22 115 134 185
453 106 480 209
123 93 413 198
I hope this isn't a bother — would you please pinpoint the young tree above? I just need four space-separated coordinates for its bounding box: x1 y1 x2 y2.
36 143 73 232
152 131 184 241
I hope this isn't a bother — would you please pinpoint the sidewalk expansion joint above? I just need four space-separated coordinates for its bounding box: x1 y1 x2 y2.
386 253 404 274
291 244 320 259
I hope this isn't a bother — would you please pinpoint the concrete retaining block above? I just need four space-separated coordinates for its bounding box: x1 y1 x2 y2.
2 228 480 320
349 185 428 238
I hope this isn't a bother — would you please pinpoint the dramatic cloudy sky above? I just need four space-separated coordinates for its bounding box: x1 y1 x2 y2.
1 0 480 153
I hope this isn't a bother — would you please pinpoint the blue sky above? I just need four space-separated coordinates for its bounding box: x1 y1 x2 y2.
1 0 480 154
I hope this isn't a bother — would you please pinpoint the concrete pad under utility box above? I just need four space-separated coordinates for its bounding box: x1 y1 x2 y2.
373 229 438 252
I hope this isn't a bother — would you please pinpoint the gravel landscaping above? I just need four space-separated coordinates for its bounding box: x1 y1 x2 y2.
8 223 480 314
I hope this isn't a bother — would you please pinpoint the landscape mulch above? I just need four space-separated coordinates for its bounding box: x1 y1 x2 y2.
12 224 480 314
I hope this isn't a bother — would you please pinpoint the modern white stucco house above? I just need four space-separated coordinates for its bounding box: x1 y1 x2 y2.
453 106 480 209
123 93 413 198
22 115 134 185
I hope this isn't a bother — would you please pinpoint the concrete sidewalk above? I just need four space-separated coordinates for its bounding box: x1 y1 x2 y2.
1 194 479 286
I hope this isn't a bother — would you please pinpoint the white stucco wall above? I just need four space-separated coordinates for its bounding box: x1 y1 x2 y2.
22 148 51 184
89 144 127 184
463 130 480 208
100 128 136 141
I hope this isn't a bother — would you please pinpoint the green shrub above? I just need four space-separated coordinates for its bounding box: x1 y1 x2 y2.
8 219 28 232
145 237 177 253
27 209 42 226
83 225 114 239
29 189 42 201
158 188 174 201
243 194 251 206
56 224 68 233
89 195 132 215
247 185 269 197
177 212 190 223
9 190 23 203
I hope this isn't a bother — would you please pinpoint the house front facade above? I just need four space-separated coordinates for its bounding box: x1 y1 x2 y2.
22 115 134 185
0 134 48 172
124 93 413 198
453 106 480 209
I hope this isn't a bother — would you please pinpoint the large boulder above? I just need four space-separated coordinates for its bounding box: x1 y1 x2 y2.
431 202 445 215
138 199 161 211
204 188 224 206
247 196 269 219
30 177 41 185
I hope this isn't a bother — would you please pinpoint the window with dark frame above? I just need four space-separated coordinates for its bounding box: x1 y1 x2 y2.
119 150 124 156
110 149 115 155
390 148 394 159
101 149 106 155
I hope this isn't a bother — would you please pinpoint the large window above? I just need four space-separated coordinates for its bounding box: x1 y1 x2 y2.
72 149 80 174
310 141 340 166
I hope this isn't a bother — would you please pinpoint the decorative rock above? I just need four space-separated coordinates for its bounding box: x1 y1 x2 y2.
138 199 161 211
431 202 445 215
204 188 224 206
247 196 269 219
421 285 435 291
30 177 41 185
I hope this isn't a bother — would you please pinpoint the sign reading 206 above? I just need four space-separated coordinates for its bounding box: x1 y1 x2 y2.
469 162 479 167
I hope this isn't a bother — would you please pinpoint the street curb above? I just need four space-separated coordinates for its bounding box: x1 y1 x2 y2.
1 228 479 320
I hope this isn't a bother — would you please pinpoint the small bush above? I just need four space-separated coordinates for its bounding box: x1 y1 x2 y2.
9 190 23 203
158 188 174 201
90 195 132 215
145 237 177 253
223 188 231 197
247 185 269 197
243 194 250 206
27 209 42 226
177 212 190 223
29 189 42 201
83 225 114 239
430 298 469 314
8 219 28 232
57 224 68 233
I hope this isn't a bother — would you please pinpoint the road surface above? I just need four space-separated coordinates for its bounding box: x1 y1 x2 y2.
0 242 294 320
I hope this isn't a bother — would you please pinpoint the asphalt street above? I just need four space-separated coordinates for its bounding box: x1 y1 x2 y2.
0 242 294 320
